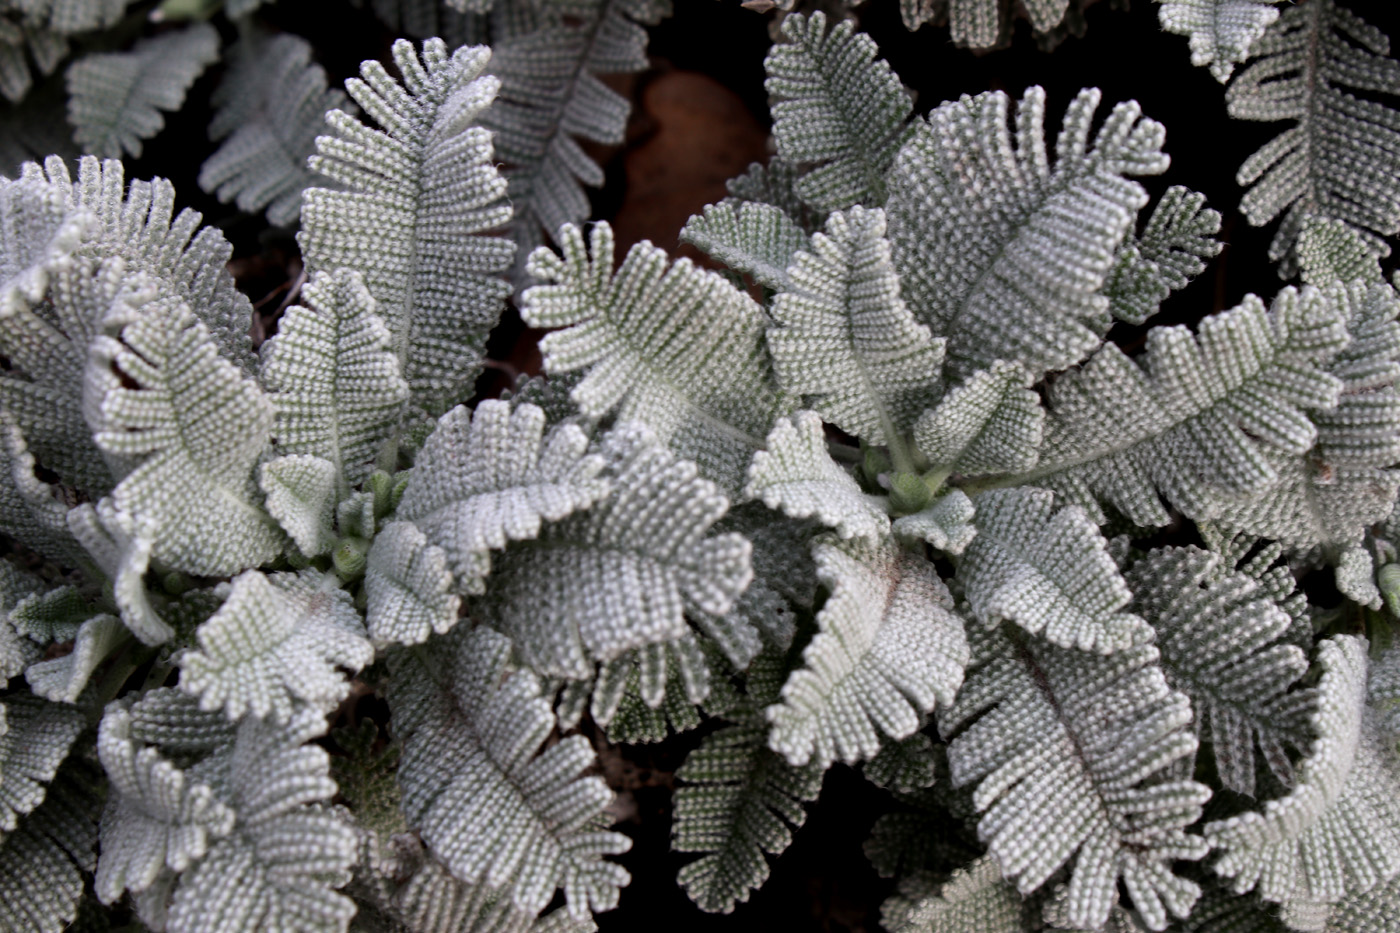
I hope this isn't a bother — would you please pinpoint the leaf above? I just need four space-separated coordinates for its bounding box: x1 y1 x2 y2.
363 519 461 645
886 86 1169 380
1030 285 1348 529
65 24 220 159
745 411 889 543
481 423 754 679
303 38 515 428
912 362 1044 477
891 490 977 555
522 221 784 492
200 32 348 226
0 696 84 832
1225 0 1400 276
164 710 358 933
885 856 1030 933
0 761 100 933
260 269 410 487
178 569 372 723
940 624 1210 931
389 400 610 595
768 205 945 445
680 200 808 291
480 0 669 261
94 702 235 904
1158 0 1284 81
85 291 285 576
25 612 126 704
390 626 630 920
1204 636 1400 915
25 156 256 372
1103 185 1223 325
258 454 339 557
766 535 967 769
764 11 913 211
1125 545 1313 795
672 649 824 913
959 487 1153 654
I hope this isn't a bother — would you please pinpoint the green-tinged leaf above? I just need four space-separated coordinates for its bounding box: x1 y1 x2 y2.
680 200 808 291
765 11 913 211
940 624 1210 931
769 205 944 446
260 269 410 486
891 490 977 555
390 400 609 596
522 221 783 492
25 613 126 704
1205 636 1400 914
913 362 1043 476
303 38 514 428
1103 185 1223 325
66 24 220 160
1030 285 1348 529
178 569 372 723
1127 545 1313 796
745 411 889 543
258 454 339 557
94 703 235 904
85 291 285 576
766 535 967 768
390 626 630 920
482 423 754 679
673 650 824 913
959 487 1152 654
363 519 460 645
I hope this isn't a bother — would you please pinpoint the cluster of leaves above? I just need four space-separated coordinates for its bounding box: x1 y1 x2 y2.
1 1 1400 933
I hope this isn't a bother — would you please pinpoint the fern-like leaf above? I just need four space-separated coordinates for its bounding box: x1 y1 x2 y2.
201 32 347 226
259 269 410 488
94 702 235 904
745 411 889 543
939 624 1210 931
163 710 358 933
1125 545 1312 795
885 855 1030 932
766 534 967 769
913 362 1044 477
680 200 808 292
886 86 1169 380
481 0 669 259
0 761 100 933
1103 185 1223 326
302 38 514 430
0 695 84 831
672 650 824 913
958 487 1153 654
768 205 944 446
764 11 912 212
1029 285 1348 528
390 626 631 920
385 399 609 597
178 569 372 723
65 24 220 159
481 423 754 679
84 288 285 577
1204 635 1400 915
1225 0 1400 276
1157 0 1284 81
522 221 784 491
